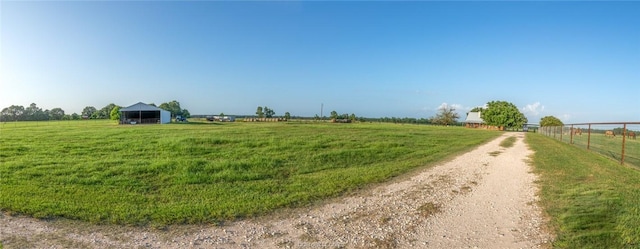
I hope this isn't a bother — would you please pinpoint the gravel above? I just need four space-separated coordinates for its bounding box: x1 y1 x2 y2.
1 132 553 248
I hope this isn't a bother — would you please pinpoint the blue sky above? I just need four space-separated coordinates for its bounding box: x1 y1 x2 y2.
1 1 638 123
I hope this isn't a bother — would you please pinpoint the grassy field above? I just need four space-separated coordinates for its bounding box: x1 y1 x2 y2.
0 120 501 226
527 133 640 248
542 129 640 167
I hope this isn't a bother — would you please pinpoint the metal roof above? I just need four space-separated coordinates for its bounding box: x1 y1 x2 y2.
463 111 484 123
120 102 166 112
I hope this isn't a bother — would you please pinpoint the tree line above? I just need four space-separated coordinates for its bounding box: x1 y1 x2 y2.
1 100 190 122
2 100 531 129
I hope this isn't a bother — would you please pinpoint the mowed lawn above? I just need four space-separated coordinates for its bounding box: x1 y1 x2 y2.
0 120 501 225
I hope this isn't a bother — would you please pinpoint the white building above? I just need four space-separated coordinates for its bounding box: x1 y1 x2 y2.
120 102 171 124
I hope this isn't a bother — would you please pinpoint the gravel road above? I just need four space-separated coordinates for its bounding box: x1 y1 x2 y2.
1 132 552 248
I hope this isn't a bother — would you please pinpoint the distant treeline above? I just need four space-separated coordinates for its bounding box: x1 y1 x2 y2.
3 103 448 125
0 103 119 121
1 100 190 122
193 114 439 125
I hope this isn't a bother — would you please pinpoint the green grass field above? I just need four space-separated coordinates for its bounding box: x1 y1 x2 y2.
543 130 640 167
527 133 640 248
0 120 501 225
573 133 640 167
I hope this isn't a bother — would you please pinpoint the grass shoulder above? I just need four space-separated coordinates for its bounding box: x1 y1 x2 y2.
526 133 640 248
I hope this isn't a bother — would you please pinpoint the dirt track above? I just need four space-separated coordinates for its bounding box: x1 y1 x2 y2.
1 133 552 248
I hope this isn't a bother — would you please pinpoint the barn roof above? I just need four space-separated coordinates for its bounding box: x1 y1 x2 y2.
120 102 166 112
463 111 484 123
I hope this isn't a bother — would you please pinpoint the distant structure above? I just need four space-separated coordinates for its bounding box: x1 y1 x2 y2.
244 117 286 122
207 115 235 122
120 102 171 124
462 111 504 130
463 111 485 128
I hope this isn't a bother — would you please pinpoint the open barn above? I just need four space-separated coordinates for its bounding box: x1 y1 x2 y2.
120 102 171 124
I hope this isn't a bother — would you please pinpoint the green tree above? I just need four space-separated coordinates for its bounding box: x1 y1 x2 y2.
159 100 189 118
1 105 25 121
49 108 65 120
284 112 291 120
256 106 264 118
349 113 356 122
110 106 121 120
181 109 191 118
430 104 460 126
71 113 81 120
330 110 338 119
264 106 275 118
82 106 97 119
94 103 118 119
25 103 46 121
539 116 563 127
469 106 486 113
481 101 528 129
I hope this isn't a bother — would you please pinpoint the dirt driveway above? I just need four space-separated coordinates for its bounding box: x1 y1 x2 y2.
1 133 552 248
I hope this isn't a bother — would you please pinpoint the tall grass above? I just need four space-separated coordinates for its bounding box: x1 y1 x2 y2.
527 133 640 248
0 120 500 225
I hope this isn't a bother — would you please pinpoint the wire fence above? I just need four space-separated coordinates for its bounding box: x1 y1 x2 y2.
539 122 640 167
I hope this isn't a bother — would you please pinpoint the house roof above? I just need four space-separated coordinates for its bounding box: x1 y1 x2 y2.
463 111 484 123
120 102 166 112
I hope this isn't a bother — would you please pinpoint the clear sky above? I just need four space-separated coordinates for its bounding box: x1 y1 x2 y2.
1 1 638 123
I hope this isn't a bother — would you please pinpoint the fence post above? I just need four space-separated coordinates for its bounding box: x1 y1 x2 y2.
587 124 592 150
621 123 627 165
570 124 574 144
560 126 563 141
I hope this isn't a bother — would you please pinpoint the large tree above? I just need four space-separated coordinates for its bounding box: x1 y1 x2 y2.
481 101 528 129
349 113 357 122
284 112 291 120
25 103 47 121
264 106 275 118
1 105 25 121
93 103 119 119
49 108 65 120
159 100 189 118
430 104 460 126
256 106 264 118
181 109 191 118
539 116 563 127
330 110 338 119
82 106 97 119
